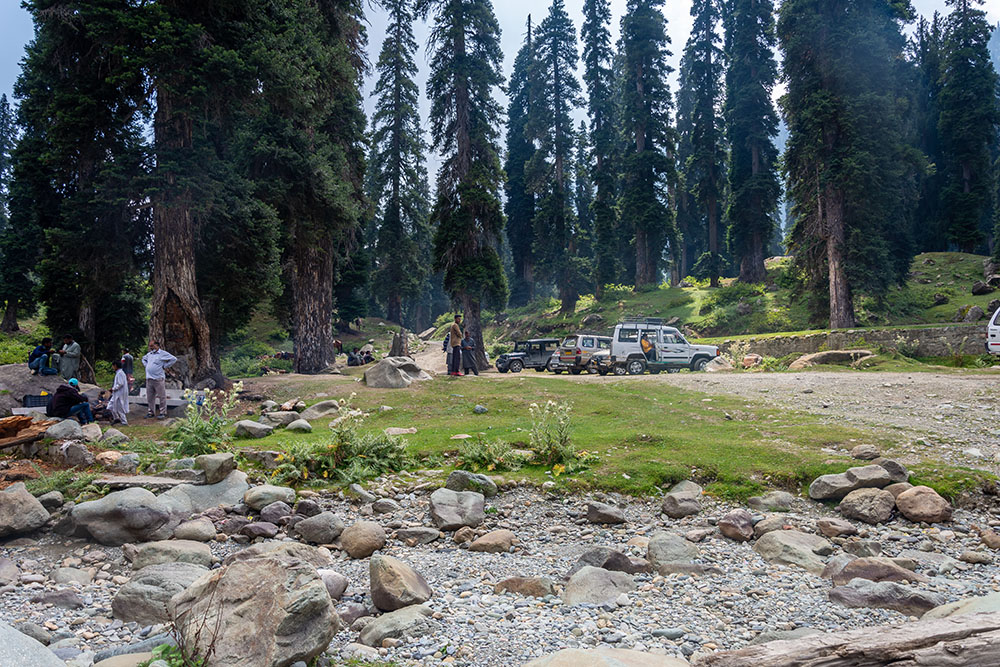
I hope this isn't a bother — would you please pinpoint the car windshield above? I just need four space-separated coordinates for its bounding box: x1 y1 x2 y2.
561 337 577 347
514 342 529 352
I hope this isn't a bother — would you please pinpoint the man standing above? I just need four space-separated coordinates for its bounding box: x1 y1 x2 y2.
142 340 177 419
448 314 463 376
57 334 81 380
121 348 135 391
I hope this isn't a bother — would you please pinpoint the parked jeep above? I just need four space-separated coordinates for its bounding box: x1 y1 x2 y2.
609 318 719 374
495 338 561 373
555 334 612 374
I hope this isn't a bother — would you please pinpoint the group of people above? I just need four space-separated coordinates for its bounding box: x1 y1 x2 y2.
29 337 177 426
346 346 376 367
445 314 479 376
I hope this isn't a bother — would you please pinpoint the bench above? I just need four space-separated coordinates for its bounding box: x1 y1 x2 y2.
128 387 202 408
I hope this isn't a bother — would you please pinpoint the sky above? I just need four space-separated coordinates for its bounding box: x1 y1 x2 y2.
1 0 996 169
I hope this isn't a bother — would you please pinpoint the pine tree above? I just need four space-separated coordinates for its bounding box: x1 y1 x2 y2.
0 95 12 221
780 0 915 328
619 0 677 288
419 0 508 369
528 0 585 312
574 120 596 274
723 0 781 284
938 0 1000 252
911 14 947 251
680 0 726 287
581 0 620 295
369 0 430 326
505 18 537 307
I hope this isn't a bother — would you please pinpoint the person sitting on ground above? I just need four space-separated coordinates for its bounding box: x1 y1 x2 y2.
108 359 129 426
347 347 361 367
28 337 57 376
57 334 82 380
461 332 479 376
46 378 94 424
361 349 375 364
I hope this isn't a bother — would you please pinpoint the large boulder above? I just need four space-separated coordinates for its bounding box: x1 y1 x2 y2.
362 356 432 389
753 530 832 575
0 482 50 538
924 591 1000 619
0 620 64 667
828 578 946 617
895 486 952 523
259 411 300 427
524 648 690 667
234 420 274 439
294 512 345 545
830 557 928 587
718 509 754 542
358 605 436 647
298 400 341 421
788 349 873 370
837 488 896 525
562 566 635 606
45 419 83 441
194 452 236 485
66 487 181 545
170 546 338 667
587 501 626 524
340 521 387 558
244 484 296 511
647 532 698 574
0 364 96 417
469 529 517 553
369 554 433 611
131 540 215 570
660 481 702 518
428 488 485 530
111 562 209 625
445 470 498 498
158 471 249 516
808 464 893 501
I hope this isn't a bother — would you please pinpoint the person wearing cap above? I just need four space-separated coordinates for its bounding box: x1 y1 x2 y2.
46 378 94 424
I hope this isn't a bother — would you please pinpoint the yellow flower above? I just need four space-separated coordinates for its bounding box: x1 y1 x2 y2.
552 464 565 477
302 467 308 480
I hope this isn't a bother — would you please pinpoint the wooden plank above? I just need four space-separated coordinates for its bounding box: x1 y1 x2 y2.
0 420 57 450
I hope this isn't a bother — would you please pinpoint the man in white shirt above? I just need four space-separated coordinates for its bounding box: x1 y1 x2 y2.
142 340 177 419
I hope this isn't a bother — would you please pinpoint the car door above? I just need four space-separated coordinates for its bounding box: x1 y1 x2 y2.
990 309 1000 354
580 337 595 364
658 332 685 364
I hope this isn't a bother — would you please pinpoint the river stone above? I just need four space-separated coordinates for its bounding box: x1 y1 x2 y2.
222 542 333 569
158 471 249 516
193 452 236 484
718 509 754 542
317 569 349 600
286 419 312 433
369 554 433 611
46 419 83 441
36 490 64 511
234 420 273 439
469 529 516 553
808 464 893 500
647 532 698 573
298 400 341 421
428 488 484 530
295 512 345 545
563 566 636 606
873 458 909 483
131 540 215 570
341 521 386 558
244 485 296 511
66 487 180 545
753 530 832 574
396 527 441 546
258 411 299 427
569 547 644 576
444 470 498 498
660 491 701 518
170 547 338 666
241 521 278 539
172 519 216 542
816 517 858 538
358 605 435 647
851 444 880 460
363 357 432 388
61 440 95 466
831 557 928 587
50 567 94 585
495 577 556 597
0 620 64 667
0 482 50 537
587 501 626 524
0 557 19 585
100 428 129 444
524 647 691 667
111 562 209 625
838 487 895 524
747 490 794 512
895 485 952 523
885 482 914 499
828 578 946 616
259 501 293 524
924 591 1000 619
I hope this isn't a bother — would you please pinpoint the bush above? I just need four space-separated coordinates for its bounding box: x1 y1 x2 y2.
700 282 767 311
529 400 576 467
229 340 275 359
599 284 633 301
221 356 264 378
488 342 512 358
0 337 32 365
24 466 101 501
169 383 242 458
458 434 523 472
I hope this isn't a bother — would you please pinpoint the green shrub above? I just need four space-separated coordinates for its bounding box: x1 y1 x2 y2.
701 282 767 311
529 400 577 467
221 356 264 378
169 383 242 458
488 341 512 358
458 434 523 472
0 337 33 365
599 284 633 301
24 467 101 501
229 340 275 359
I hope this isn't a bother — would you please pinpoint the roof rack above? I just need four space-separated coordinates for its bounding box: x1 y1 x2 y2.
620 317 665 325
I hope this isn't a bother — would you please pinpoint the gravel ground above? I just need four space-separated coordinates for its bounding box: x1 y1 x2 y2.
4 483 1000 666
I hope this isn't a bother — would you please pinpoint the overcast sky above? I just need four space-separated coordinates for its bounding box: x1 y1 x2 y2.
1 0 995 171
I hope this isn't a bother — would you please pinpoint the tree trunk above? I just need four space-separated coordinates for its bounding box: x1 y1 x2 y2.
461 294 489 371
824 185 855 328
78 299 96 370
739 228 766 283
292 234 335 374
635 228 654 288
559 282 578 314
386 293 402 325
150 87 218 389
708 195 719 288
0 298 19 333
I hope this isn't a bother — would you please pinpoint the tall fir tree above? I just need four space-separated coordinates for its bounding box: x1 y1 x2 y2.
780 0 916 328
505 18 538 307
723 0 781 284
673 58 702 281
0 95 12 222
911 14 947 251
581 0 620 294
369 0 430 326
574 120 596 277
528 0 585 312
937 0 1000 252
619 0 678 288
680 0 727 287
419 0 508 369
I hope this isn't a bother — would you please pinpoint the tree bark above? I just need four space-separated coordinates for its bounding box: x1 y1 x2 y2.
78 299 96 370
292 233 335 374
149 86 218 388
824 185 855 328
695 611 1000 667
739 228 767 283
0 298 19 333
708 195 719 288
386 293 402 325
461 295 489 371
635 228 654 287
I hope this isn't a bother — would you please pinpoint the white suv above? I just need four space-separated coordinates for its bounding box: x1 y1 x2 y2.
988 308 1000 354
610 318 720 374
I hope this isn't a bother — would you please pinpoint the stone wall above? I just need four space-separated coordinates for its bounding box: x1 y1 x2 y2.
714 324 988 358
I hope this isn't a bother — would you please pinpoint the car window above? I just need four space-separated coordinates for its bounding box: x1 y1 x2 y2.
562 336 577 347
992 309 1000 327
642 330 659 343
514 342 527 352
597 338 611 350
618 328 638 343
581 337 595 348
662 334 676 344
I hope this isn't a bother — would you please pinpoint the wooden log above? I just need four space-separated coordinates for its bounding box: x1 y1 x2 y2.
0 415 35 439
0 420 56 450
694 611 1000 667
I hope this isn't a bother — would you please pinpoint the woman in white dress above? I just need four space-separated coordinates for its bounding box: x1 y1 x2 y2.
108 359 129 425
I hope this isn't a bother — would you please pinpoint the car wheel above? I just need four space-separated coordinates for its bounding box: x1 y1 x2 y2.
691 357 709 372
534 367 545 372
649 369 660 375
498 368 508 373
586 361 600 374
667 368 680 374
598 369 608 376
510 360 524 373
570 368 582 375
627 359 646 375
613 364 628 376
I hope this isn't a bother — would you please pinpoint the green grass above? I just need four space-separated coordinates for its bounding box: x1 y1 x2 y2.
125 372 987 501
